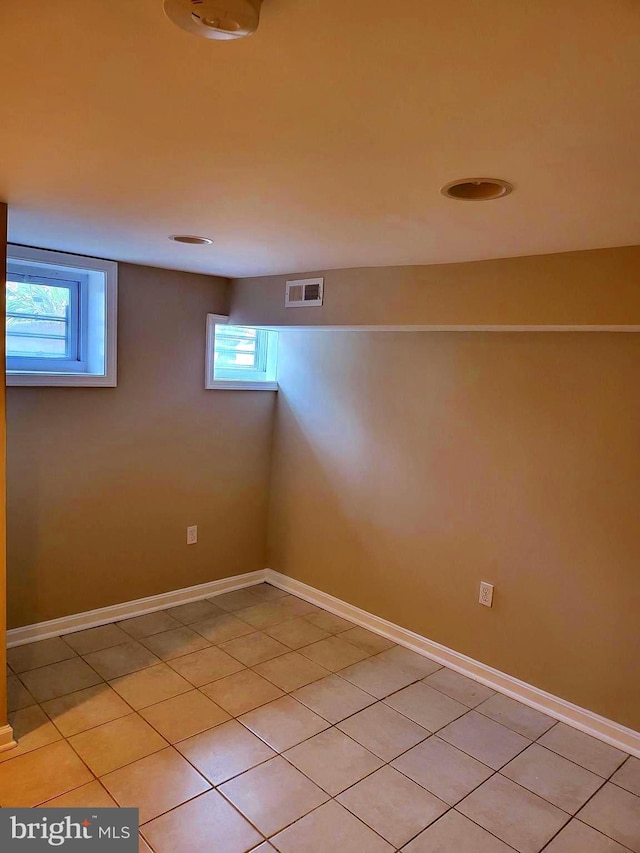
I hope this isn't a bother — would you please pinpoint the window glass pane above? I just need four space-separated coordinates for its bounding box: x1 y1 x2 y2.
214 325 266 371
6 279 71 359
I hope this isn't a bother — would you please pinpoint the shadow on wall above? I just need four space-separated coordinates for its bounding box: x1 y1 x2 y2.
267 330 640 730
6 263 275 629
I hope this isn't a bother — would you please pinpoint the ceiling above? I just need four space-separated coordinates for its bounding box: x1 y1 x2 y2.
1 0 639 278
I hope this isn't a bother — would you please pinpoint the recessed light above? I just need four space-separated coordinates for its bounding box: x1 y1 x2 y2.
164 0 262 40
441 178 513 201
169 235 214 245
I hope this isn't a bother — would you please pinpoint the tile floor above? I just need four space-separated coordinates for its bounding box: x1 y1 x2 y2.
3 583 640 852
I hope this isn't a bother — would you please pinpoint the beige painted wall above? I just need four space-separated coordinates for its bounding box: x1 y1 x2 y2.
231 246 640 328
6 262 275 628
268 330 640 729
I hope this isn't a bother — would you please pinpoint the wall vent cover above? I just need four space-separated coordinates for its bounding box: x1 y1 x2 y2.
285 277 324 308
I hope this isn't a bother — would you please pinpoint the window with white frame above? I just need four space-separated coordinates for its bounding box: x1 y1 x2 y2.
6 246 117 386
206 314 278 390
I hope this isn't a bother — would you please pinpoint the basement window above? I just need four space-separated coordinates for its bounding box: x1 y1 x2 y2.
206 314 278 390
5 245 117 387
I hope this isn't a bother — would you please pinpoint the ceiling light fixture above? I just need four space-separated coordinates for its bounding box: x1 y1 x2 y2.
164 0 263 40
441 178 513 201
169 235 214 245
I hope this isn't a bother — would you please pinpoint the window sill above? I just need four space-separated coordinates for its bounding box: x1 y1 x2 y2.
6 372 117 388
206 380 279 391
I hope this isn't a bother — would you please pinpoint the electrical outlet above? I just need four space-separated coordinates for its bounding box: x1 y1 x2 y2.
187 525 198 545
479 582 494 607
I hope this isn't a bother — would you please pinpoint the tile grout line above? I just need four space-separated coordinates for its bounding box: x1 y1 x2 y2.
13 671 631 853
4 587 637 851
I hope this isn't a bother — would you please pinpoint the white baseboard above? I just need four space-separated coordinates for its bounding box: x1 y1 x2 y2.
265 569 640 759
7 570 267 648
7 566 638 759
0 724 17 752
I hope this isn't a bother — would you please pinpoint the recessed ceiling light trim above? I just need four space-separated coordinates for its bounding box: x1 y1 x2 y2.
169 235 214 245
164 0 262 40
441 178 513 201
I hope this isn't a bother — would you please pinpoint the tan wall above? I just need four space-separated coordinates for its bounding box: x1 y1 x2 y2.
231 246 640 328
0 205 8 731
6 263 275 628
268 330 640 729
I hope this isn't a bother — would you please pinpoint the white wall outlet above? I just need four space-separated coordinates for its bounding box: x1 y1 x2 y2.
187 525 198 545
479 582 494 607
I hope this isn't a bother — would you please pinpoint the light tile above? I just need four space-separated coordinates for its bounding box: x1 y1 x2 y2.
545 819 632 852
284 728 383 795
273 800 394 853
109 663 192 709
403 809 514 852
220 631 290 666
0 705 62 763
458 774 569 853
191 613 255 644
8 674 36 712
41 683 131 737
142 789 262 853
44 781 118 808
539 723 628 777
166 599 222 625
236 602 292 629
63 624 131 655
139 690 230 742
7 637 77 673
249 583 290 602
375 646 443 679
338 656 418 699
239 695 329 752
0 740 94 807
253 846 276 852
439 710 530 770
476 693 555 739
69 713 167 776
167 646 245 687
338 765 448 848
265 618 330 650
577 782 640 852
298 636 369 672
101 747 210 824
211 588 263 612
219 756 329 836
612 756 640 797
385 682 467 732
424 667 496 708
254 651 329 692
276 596 319 616
305 611 355 634
139 838 153 853
201 669 284 717
392 736 493 805
119 610 181 640
83 641 161 680
19 657 102 703
292 674 376 723
340 627 396 655
337 701 429 761
503 743 604 813
139 626 211 661
177 718 275 784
